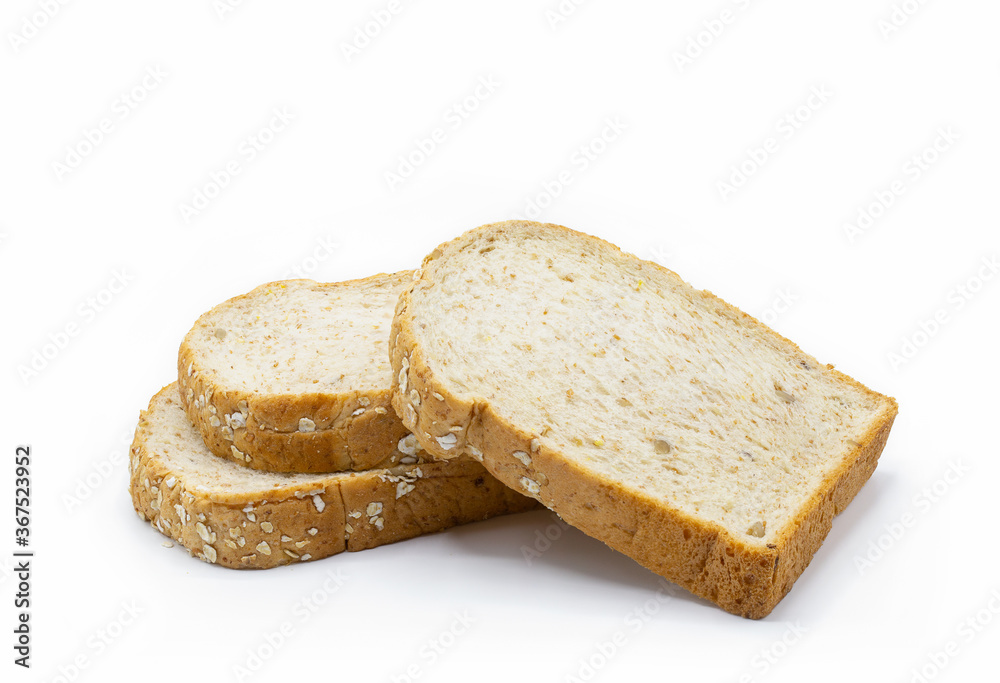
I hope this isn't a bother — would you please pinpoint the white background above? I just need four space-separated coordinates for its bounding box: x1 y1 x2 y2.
2 1 998 681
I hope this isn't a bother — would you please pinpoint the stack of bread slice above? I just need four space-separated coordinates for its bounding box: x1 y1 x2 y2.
129 275 539 570
130 221 897 618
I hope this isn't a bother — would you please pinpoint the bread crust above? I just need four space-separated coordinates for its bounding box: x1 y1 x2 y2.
389 220 899 618
130 385 539 569
178 274 416 474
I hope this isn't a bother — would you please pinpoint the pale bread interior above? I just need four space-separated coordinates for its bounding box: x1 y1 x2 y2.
406 224 894 543
187 274 409 395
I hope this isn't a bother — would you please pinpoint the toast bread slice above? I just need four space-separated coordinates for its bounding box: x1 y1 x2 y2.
179 274 417 473
129 384 538 569
389 220 898 618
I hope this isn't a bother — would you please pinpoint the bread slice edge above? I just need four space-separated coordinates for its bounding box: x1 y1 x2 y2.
130 384 540 569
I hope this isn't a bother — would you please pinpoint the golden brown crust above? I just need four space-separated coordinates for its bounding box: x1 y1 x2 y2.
130 385 539 569
389 220 899 618
178 274 418 474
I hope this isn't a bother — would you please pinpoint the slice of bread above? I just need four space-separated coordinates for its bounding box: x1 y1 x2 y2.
389 221 898 618
179 274 419 473
130 385 538 569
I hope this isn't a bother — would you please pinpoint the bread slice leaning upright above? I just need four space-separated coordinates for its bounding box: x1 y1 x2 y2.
180 274 418 473
130 385 538 569
389 220 898 618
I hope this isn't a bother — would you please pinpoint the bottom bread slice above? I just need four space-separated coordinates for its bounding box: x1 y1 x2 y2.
129 384 538 569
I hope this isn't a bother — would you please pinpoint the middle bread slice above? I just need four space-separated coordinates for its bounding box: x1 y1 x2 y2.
180 273 420 473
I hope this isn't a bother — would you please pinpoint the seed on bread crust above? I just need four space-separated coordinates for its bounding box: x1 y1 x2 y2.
436 433 458 450
519 477 541 494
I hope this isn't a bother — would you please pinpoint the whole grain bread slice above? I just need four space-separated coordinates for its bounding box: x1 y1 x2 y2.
389 220 898 618
130 384 538 569
179 274 420 473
